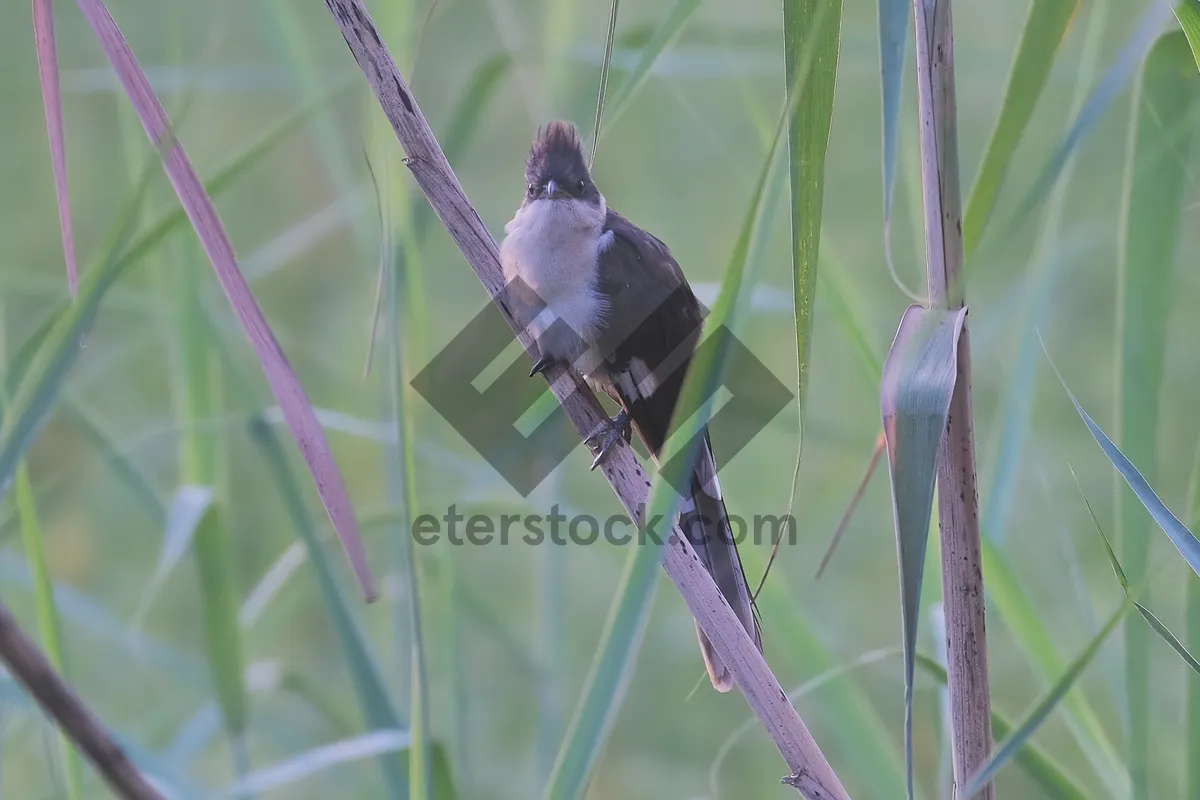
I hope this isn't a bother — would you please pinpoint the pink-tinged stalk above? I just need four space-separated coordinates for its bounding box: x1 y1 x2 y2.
32 0 79 297
76 0 377 601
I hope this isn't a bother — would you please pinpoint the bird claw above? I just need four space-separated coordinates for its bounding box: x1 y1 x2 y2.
585 410 632 470
529 355 555 377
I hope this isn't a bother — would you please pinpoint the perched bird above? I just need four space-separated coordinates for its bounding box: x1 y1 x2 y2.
499 121 762 691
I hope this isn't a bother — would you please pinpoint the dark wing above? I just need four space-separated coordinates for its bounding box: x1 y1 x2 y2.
593 208 762 691
593 209 704 456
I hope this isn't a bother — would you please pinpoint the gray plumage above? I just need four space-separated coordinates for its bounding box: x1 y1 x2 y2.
500 121 763 691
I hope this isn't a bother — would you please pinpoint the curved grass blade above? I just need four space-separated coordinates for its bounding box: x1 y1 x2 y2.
880 304 968 800
959 600 1128 800
589 0 620 167
190 504 247 738
13 464 82 800
171 237 248 749
32 0 79 296
247 416 408 797
980 536 1126 791
915 654 1091 800
1113 31 1200 795
783 0 843 442
962 0 1078 258
216 730 411 799
542 52 804 800
1079 477 1200 678
601 0 701 132
1008 0 1176 231
383 172 432 800
1054 370 1200 573
877 0 910 265
1177 1 1200 68
76 0 375 600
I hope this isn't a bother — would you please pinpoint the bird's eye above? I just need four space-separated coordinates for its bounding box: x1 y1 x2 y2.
526 182 537 197
576 180 586 195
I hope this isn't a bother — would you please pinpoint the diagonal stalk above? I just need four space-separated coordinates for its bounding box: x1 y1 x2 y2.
910 0 993 796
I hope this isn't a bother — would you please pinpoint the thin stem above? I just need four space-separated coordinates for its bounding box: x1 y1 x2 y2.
0 601 162 799
911 0 994 796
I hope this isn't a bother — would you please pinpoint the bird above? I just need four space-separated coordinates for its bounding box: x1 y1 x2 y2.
499 121 762 691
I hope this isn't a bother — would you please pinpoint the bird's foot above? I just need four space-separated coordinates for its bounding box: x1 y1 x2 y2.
584 409 632 470
529 355 555 377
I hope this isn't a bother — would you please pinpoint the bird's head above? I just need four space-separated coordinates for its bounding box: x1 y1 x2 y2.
524 121 601 206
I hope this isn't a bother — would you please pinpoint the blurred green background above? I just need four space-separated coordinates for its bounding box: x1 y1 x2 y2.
2 0 1199 797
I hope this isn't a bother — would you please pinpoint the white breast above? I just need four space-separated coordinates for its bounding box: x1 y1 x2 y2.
500 196 610 374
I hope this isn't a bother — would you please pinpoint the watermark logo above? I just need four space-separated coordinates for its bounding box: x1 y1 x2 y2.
411 279 793 496
411 504 799 549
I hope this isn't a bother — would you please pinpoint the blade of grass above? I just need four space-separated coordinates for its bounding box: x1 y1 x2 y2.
77 0 375 600
1114 29 1200 797
588 0 619 166
413 54 513 793
0 152 156 501
959 600 1129 800
544 46 813 799
1079 472 1200 678
915 654 1091 800
175 231 249 766
0 318 80 799
216 730 411 799
247 416 409 796
1178 1 1200 67
1007 0 1176 233
600 0 701 133
982 0 1106 542
189 505 246 741
879 304 969 800
32 0 79 296
1049 357 1200 577
364 5 431 791
782 0 843 461
12 464 82 800
980 536 1126 791
386 171 432 800
961 0 1079 259
877 0 910 271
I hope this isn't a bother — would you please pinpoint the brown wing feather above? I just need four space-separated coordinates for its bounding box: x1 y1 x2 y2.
592 208 762 691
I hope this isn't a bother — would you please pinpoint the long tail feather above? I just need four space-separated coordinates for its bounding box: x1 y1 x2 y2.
679 432 762 692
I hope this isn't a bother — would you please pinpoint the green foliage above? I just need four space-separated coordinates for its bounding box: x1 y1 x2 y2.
7 0 1200 797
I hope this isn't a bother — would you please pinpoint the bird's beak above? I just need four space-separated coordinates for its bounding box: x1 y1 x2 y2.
542 179 559 199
